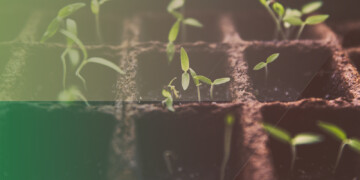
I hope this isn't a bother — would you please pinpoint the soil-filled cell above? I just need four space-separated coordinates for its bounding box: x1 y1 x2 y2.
233 11 328 41
7 46 121 101
135 105 242 180
261 105 360 180
137 12 222 43
244 44 340 102
135 49 231 102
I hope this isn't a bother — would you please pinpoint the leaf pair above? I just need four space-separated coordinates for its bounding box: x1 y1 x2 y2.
180 47 191 90
283 14 329 26
41 3 86 43
253 53 279 71
194 75 230 99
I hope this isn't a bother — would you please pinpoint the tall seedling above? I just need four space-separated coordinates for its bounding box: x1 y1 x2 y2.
318 121 360 173
167 0 203 63
194 75 230 100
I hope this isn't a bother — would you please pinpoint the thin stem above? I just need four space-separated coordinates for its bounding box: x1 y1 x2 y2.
296 23 306 40
333 142 346 174
76 61 88 89
220 121 234 180
95 13 103 43
197 85 201 102
265 65 268 82
290 145 297 174
265 6 286 40
61 48 69 89
210 84 214 100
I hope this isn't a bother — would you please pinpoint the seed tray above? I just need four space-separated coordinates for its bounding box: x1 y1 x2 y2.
1 1 360 180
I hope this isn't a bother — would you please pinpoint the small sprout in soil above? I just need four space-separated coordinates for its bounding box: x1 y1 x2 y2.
220 114 235 180
194 75 230 100
41 3 86 43
180 47 190 90
189 68 202 102
162 89 175 112
91 0 111 42
263 123 323 173
168 77 180 99
166 0 203 63
318 121 360 173
259 0 328 40
60 29 125 89
58 86 89 106
253 53 279 80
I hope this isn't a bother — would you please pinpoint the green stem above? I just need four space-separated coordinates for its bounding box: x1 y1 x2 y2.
61 48 69 89
76 60 88 89
290 145 296 174
95 13 103 43
333 142 346 174
220 121 234 180
197 85 201 102
265 6 286 40
210 84 214 100
296 23 306 40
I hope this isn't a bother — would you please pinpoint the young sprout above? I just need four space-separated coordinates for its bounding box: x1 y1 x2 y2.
167 77 180 99
166 0 203 62
284 14 329 40
41 3 86 43
162 89 175 112
194 75 230 100
60 29 125 89
58 86 89 106
189 68 201 102
318 121 360 173
263 123 323 173
91 0 111 42
180 47 190 91
259 0 286 40
253 53 279 81
220 114 235 180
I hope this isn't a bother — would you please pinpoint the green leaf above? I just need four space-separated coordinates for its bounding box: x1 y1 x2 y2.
40 18 60 43
284 8 302 19
194 75 212 85
213 77 230 85
60 30 88 60
253 62 267 70
305 14 329 25
263 123 292 143
189 68 200 86
272 2 285 17
166 42 176 63
226 114 235 126
182 72 190 90
180 47 190 72
292 133 323 145
68 49 80 67
99 0 111 5
266 53 280 63
259 0 268 6
91 0 100 14
183 18 203 28
167 0 184 12
169 20 181 42
318 121 347 141
283 16 303 26
348 139 360 153
66 19 77 46
87 57 125 74
302 1 323 14
162 89 172 98
57 3 86 19
165 97 175 112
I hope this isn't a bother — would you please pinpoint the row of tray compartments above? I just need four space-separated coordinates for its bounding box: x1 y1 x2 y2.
108 99 360 180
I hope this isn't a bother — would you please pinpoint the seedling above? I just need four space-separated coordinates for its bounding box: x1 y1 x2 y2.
284 14 329 40
167 77 180 99
162 89 175 112
253 53 279 81
318 121 360 173
189 68 202 102
166 0 203 62
58 86 89 106
259 0 328 40
91 0 111 42
220 114 235 180
263 123 323 173
194 75 230 100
